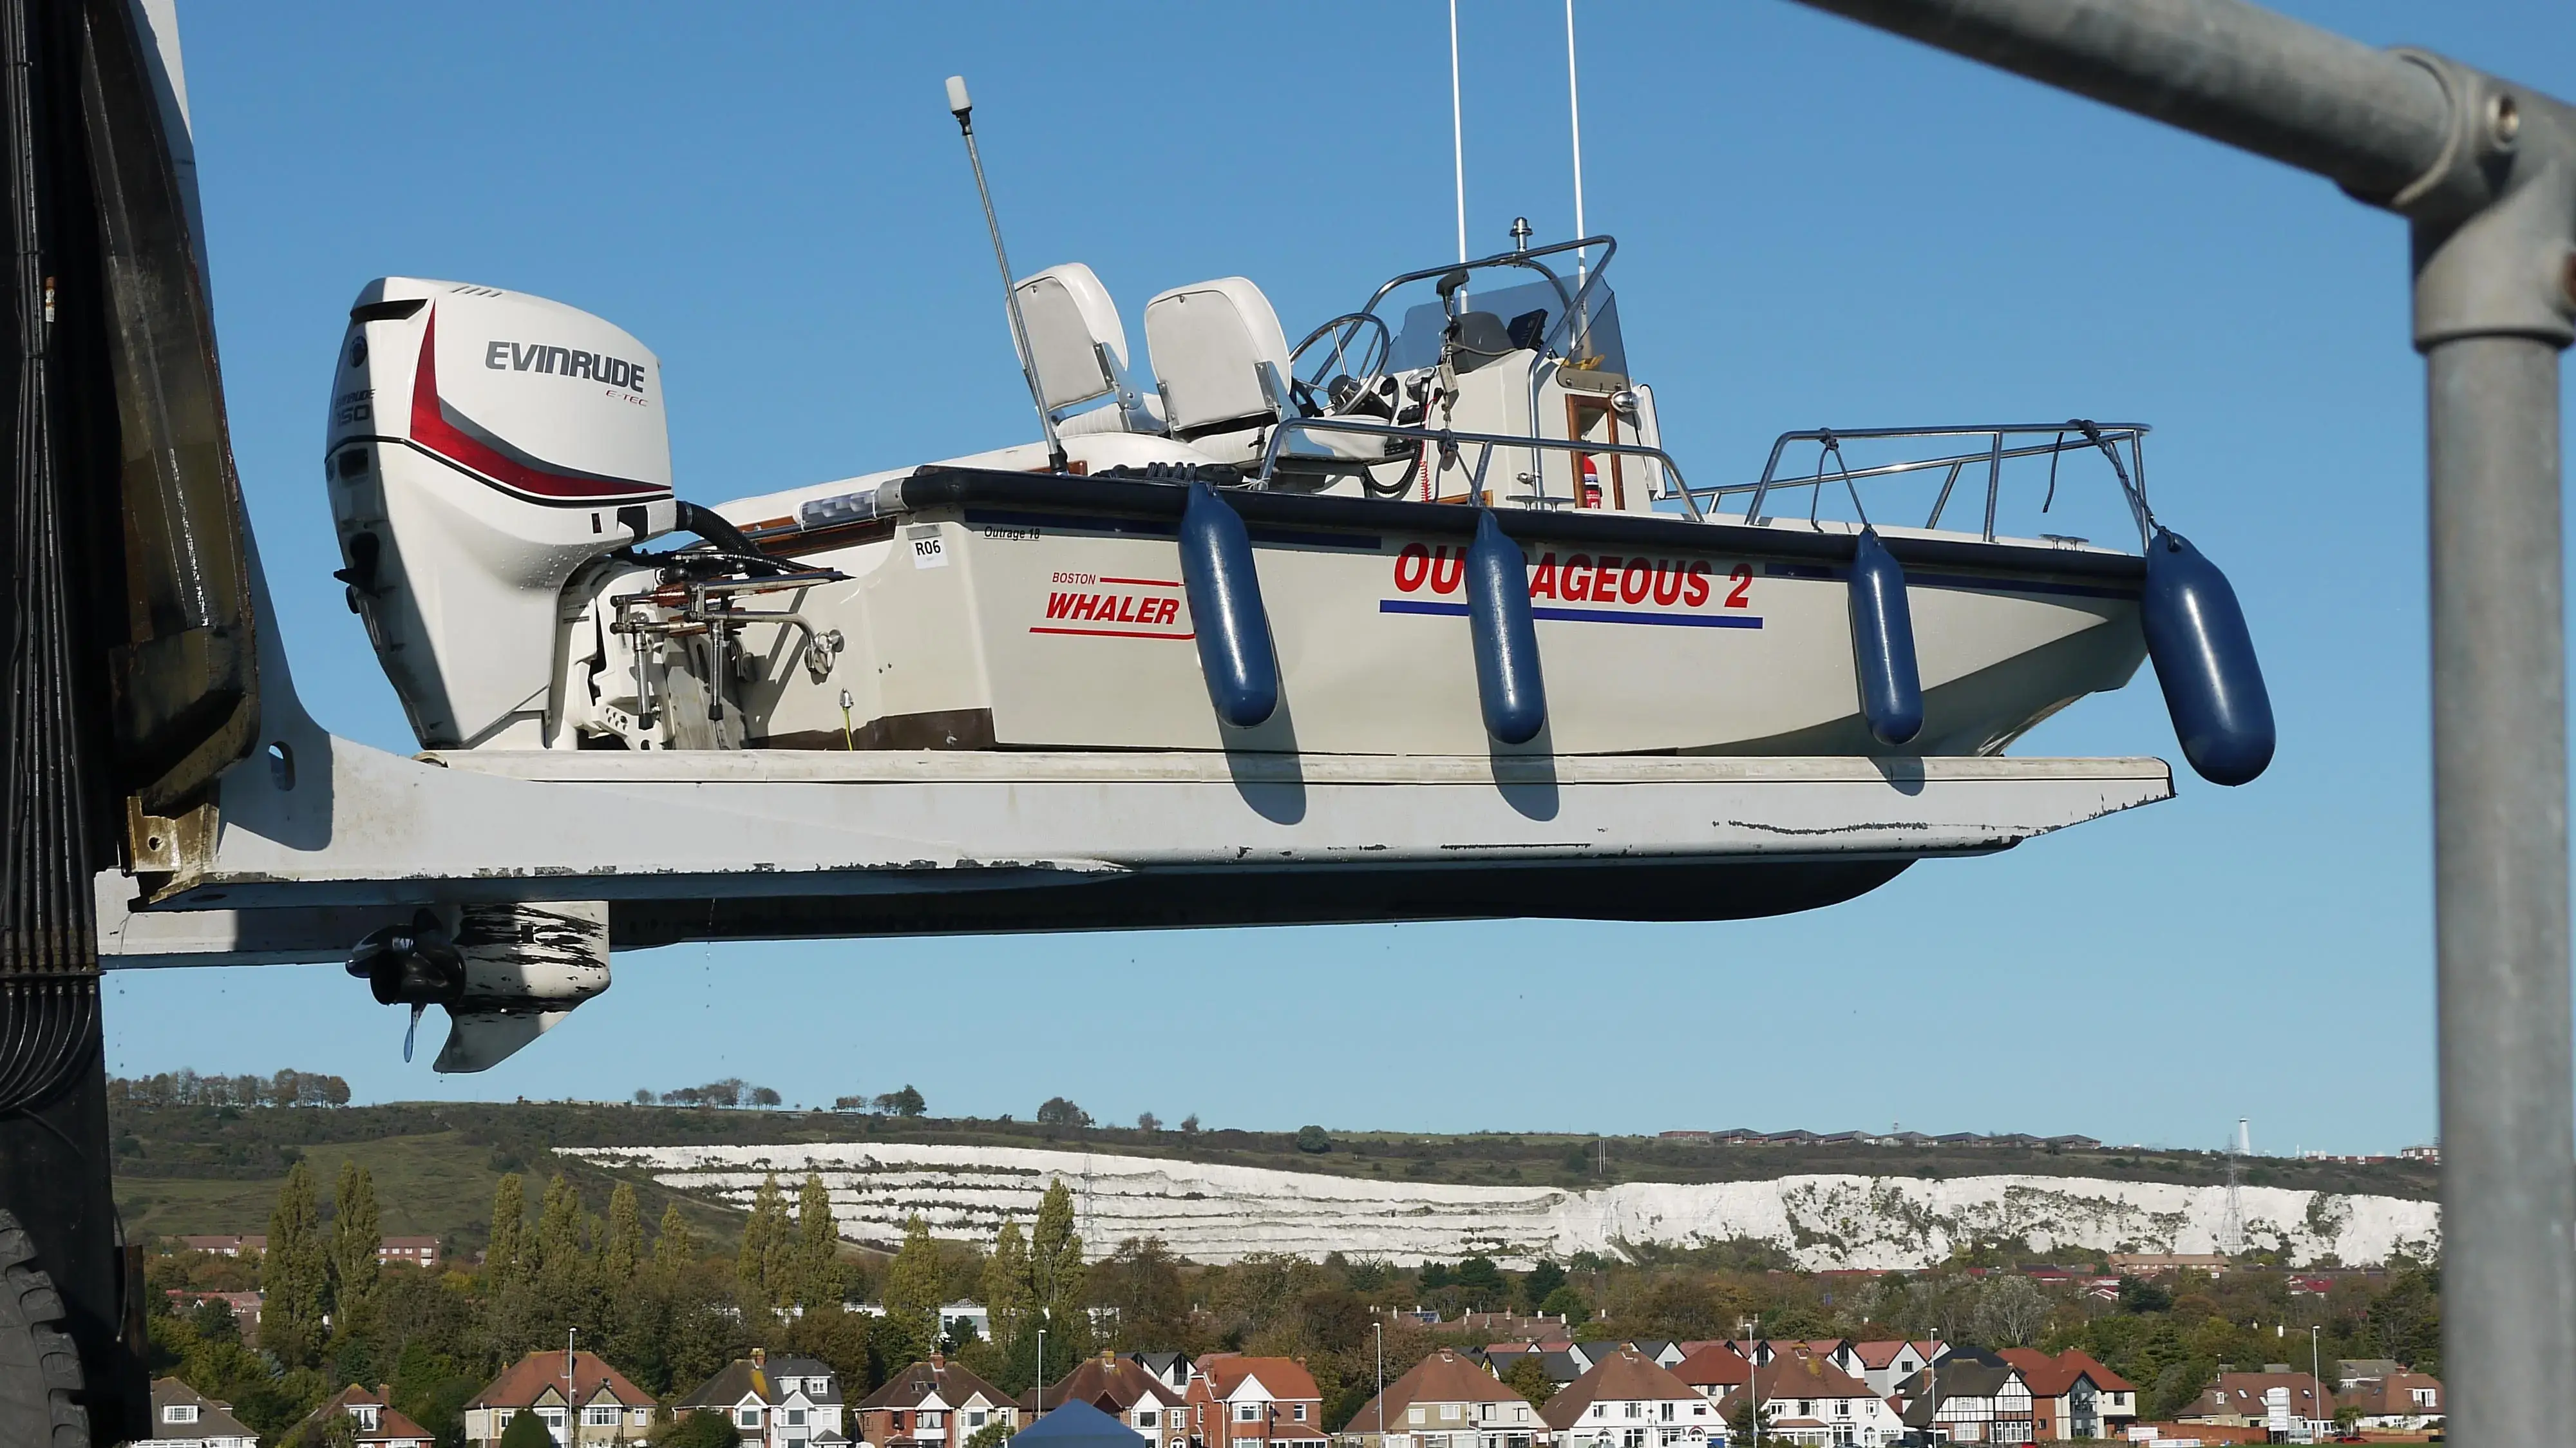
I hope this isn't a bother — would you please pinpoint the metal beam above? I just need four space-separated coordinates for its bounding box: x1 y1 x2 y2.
1779 5 2576 1444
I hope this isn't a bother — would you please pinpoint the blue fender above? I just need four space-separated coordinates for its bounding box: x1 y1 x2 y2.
2143 526 2273 786
1848 527 1924 747
1465 510 1547 743
1178 482 1279 727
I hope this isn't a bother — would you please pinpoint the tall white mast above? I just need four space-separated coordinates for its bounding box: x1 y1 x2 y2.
1450 0 1467 265
1566 0 1587 275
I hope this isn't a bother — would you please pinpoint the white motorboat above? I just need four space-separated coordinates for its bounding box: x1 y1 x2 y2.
322 234 2269 779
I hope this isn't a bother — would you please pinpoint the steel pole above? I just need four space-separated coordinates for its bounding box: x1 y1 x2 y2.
1776 6 2576 1446
2428 335 2572 1448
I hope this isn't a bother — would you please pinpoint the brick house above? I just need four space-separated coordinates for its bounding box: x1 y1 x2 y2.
288 1385 434 1448
857 1353 1021 1448
464 1349 657 1446
1037 1350 1187 1448
1186 1355 1329 1448
679 1349 849 1447
1539 1346 1719 1448
375 1235 442 1271
1996 1349 2137 1440
1341 1347 1542 1448
148 1378 256 1448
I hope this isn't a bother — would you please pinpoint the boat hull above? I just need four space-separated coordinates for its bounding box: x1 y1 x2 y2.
700 468 2146 759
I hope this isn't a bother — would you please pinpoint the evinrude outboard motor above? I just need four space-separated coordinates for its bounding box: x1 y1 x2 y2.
325 278 678 748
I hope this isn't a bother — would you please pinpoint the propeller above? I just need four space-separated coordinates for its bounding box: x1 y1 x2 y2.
344 910 467 1062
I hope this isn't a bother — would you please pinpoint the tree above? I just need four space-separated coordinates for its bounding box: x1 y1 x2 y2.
1522 1261 1567 1311
1036 1097 1090 1129
965 1421 1017 1448
983 1220 1033 1349
738 1174 789 1308
1136 1112 1162 1132
653 1201 699 1275
497 1407 558 1448
328 1160 381 1322
1974 1275 2051 1348
1502 1354 1555 1407
875 1085 927 1116
2117 1275 2172 1314
1094 1237 1189 1350
603 1182 645 1284
752 1086 784 1107
1030 1180 1086 1325
1454 1257 1505 1302
1538 1285 1589 1322
486 1174 528 1293
1294 1126 1331 1154
1727 1398 1778 1442
883 1215 945 1364
534 1175 589 1297
795 1172 842 1310
1179 1114 1200 1134
659 1411 742 1448
262 1160 328 1366
633 1089 654 1105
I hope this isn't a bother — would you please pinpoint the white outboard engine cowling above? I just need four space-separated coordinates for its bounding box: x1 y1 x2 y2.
325 278 677 748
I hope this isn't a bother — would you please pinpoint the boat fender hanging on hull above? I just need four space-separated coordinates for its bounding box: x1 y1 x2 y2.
2142 526 2274 786
1848 528 1924 746
1466 510 1548 743
1179 482 1279 727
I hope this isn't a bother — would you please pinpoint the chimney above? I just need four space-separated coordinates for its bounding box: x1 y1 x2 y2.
753 1348 767 1368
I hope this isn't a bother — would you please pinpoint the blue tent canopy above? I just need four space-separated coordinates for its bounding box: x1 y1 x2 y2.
1016 1399 1150 1448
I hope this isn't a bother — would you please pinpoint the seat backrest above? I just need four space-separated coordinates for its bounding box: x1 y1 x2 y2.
1014 263 1130 414
1142 277 1293 437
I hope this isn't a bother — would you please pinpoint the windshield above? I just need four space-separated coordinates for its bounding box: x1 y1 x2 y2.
1383 275 1628 378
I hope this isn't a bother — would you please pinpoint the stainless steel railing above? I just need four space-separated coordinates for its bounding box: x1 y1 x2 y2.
1687 423 2154 546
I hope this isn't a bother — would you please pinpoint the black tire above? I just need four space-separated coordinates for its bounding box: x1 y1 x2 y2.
0 1211 87 1448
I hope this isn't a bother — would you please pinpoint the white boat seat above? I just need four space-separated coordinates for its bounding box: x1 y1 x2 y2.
1014 262 1159 432
1143 276 1401 468
1144 277 1295 441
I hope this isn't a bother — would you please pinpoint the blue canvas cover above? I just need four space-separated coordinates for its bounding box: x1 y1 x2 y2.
1017 1398 1150 1448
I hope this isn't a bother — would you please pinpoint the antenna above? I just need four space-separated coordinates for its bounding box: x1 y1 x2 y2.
2219 1116 2248 1257
945 75 1068 473
1448 0 1466 267
1565 0 1586 276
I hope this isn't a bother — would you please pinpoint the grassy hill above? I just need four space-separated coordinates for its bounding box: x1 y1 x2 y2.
112 1099 2437 1257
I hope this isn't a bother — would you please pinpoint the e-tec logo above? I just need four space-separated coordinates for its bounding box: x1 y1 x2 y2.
483 339 649 394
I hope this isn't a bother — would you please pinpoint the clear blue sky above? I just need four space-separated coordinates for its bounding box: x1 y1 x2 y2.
105 3 2574 1154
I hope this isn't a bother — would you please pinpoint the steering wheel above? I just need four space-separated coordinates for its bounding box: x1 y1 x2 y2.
1288 312 1392 416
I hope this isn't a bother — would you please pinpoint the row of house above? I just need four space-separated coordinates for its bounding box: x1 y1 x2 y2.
146 1337 2439 1448
172 1232 445 1269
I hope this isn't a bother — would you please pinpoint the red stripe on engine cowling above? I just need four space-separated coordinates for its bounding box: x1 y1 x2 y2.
409 309 670 502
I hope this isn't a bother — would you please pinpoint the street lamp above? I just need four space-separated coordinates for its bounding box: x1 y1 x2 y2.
2310 1326 2325 1442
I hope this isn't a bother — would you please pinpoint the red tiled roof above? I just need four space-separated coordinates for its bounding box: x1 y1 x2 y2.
1347 1349 1524 1434
1671 1346 1751 1390
1540 1349 1703 1431
305 1385 434 1444
1197 1356 1322 1404
1850 1340 1933 1369
468 1351 652 1410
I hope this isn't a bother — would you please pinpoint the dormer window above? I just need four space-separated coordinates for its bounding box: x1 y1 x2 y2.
355 1405 380 1430
165 1405 200 1425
